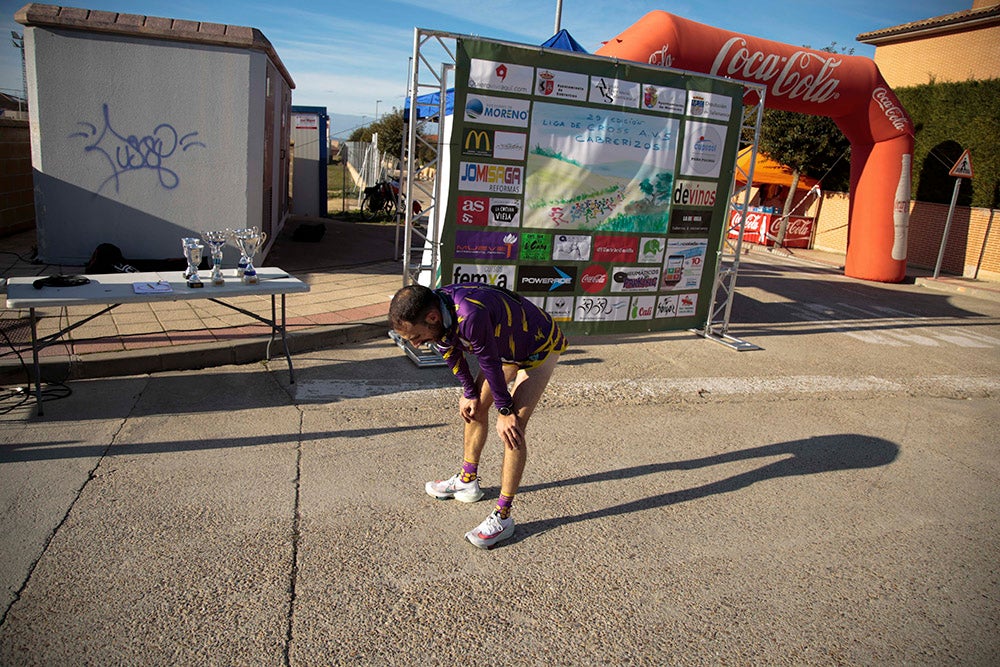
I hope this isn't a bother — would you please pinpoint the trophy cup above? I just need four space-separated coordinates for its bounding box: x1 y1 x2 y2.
233 227 266 284
230 228 249 278
201 230 229 286
181 238 205 288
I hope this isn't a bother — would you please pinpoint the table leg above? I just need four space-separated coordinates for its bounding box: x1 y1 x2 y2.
28 307 43 417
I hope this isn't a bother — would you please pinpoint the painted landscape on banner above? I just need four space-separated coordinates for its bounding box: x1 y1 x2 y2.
524 103 680 234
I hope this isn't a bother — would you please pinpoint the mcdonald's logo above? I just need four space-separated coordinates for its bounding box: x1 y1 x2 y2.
462 129 493 156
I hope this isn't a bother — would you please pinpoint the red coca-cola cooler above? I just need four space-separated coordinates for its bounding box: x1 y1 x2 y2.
760 214 815 248
727 208 768 245
728 209 815 248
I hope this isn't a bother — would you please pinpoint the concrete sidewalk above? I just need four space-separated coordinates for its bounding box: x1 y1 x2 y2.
1 217 405 385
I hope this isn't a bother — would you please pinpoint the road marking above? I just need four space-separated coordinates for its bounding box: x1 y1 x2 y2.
295 375 1000 402
787 303 1000 348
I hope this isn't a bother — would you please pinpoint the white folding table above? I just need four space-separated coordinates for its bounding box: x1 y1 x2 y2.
5 267 309 415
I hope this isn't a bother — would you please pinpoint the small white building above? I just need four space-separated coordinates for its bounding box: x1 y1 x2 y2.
15 3 295 265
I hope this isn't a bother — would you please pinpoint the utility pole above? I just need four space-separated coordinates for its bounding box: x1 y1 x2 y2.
11 31 26 112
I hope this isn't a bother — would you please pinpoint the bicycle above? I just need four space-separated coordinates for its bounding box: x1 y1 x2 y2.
360 180 400 220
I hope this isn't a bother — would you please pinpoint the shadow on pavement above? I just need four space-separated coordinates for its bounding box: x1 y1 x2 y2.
511 434 899 545
0 423 448 464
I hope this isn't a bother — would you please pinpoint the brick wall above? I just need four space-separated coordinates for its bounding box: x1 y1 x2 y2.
812 191 1000 280
874 24 1000 88
0 118 35 238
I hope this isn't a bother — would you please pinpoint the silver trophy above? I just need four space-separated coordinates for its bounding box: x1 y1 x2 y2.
181 238 205 288
232 227 266 284
201 230 229 286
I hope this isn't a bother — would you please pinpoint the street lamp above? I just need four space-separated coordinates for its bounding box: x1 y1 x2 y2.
375 99 382 123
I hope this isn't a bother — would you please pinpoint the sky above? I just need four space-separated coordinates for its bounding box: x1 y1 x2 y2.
1 0 970 136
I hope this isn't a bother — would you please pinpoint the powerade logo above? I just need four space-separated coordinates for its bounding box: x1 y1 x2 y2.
464 96 531 128
517 265 576 293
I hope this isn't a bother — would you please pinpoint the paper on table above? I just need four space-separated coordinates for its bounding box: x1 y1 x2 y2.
133 281 173 294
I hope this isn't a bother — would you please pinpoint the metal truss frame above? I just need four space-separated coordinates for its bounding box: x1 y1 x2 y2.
692 82 768 352
399 28 463 289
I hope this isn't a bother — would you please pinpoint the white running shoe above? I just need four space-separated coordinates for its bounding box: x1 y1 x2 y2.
465 509 514 549
425 473 484 503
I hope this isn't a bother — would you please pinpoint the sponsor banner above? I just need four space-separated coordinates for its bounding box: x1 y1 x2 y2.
459 161 524 194
494 131 527 161
680 122 727 178
489 198 521 227
457 196 489 226
461 128 494 157
517 265 576 293
589 77 641 107
545 295 575 321
523 295 545 311
454 230 519 260
641 84 687 114
536 68 589 101
593 235 639 263
580 264 609 293
552 234 593 261
449 263 516 289
462 128 526 161
575 295 630 322
669 209 712 234
672 179 719 208
677 292 698 317
630 296 657 320
638 237 666 264
686 91 733 121
445 38 746 334
610 266 661 293
468 59 534 94
519 233 552 261
456 196 523 227
662 238 708 291
464 94 532 128
655 294 679 318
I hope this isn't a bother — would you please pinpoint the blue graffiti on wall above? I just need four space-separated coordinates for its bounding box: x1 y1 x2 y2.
70 104 207 194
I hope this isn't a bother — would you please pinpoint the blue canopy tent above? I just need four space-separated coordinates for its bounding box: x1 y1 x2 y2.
404 29 588 120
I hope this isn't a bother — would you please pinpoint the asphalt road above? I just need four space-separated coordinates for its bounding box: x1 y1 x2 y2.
2 254 998 665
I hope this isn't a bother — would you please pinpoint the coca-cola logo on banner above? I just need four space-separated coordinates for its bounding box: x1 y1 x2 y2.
872 87 909 132
709 38 843 104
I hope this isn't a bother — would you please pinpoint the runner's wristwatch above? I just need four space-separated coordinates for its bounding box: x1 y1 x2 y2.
497 405 514 416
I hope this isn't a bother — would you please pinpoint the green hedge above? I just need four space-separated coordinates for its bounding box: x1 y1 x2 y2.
895 78 1000 209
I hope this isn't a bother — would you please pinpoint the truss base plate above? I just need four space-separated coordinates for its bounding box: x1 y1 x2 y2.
690 328 762 352
388 330 448 367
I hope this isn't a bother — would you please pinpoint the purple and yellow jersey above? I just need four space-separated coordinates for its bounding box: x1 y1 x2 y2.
434 284 568 410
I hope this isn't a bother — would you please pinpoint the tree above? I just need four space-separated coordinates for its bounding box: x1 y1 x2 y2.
758 44 853 245
349 108 431 169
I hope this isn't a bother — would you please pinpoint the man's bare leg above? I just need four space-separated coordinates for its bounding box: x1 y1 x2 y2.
498 352 560 499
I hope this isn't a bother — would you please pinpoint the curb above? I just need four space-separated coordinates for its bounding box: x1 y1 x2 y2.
914 277 1000 304
0 317 390 386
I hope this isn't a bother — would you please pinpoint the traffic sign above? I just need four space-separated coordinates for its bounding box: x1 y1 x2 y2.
949 149 974 179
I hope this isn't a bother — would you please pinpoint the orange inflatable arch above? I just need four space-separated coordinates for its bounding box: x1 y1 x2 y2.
597 11 913 282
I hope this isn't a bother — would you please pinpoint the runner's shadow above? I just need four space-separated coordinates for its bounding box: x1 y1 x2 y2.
508 434 898 546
